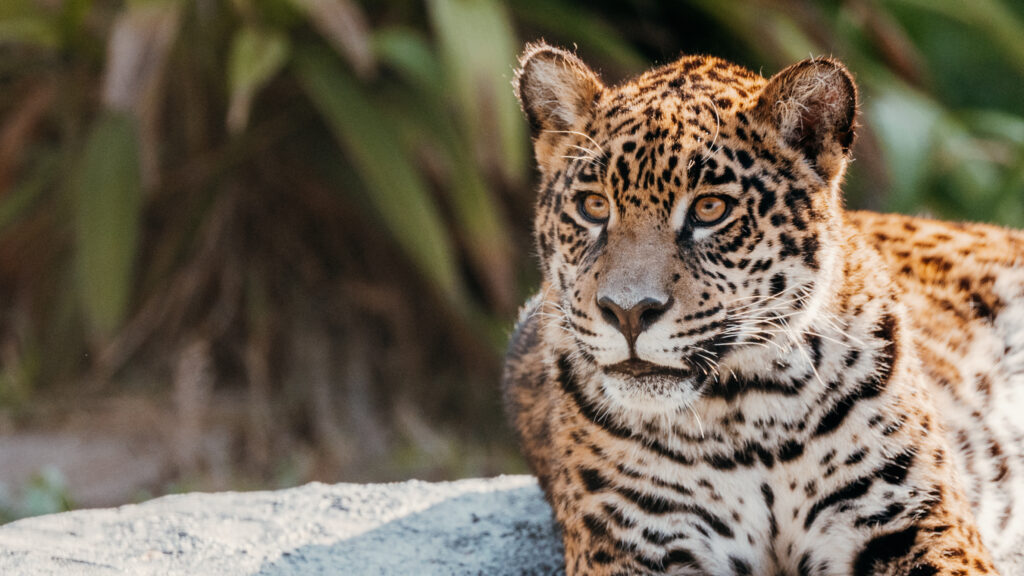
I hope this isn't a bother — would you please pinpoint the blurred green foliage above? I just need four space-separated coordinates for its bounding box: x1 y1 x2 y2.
0 0 1020 492
0 467 74 523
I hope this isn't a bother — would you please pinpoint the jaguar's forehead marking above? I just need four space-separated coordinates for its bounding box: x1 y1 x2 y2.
563 58 769 224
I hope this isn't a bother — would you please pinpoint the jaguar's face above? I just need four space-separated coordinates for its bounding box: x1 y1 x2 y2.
517 44 857 414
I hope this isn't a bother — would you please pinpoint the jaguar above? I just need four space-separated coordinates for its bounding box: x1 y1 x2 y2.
502 41 1024 575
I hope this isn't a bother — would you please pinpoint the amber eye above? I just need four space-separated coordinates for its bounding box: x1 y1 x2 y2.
690 195 732 226
577 193 611 223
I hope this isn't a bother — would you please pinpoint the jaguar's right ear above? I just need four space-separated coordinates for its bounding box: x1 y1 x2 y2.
515 42 603 138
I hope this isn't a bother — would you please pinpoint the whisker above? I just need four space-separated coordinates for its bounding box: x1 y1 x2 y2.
686 404 705 439
700 94 723 162
541 129 606 154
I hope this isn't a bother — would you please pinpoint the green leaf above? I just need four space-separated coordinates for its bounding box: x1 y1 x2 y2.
963 109 1024 145
890 0 1024 76
229 27 290 97
73 111 143 339
373 30 514 309
0 0 60 48
509 0 647 71
227 26 290 133
441 129 515 310
395 88 516 310
0 18 59 48
0 0 35 18
286 0 374 77
293 46 463 302
372 27 443 96
427 0 526 185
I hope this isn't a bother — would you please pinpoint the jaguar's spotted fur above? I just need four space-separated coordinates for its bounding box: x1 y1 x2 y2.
503 42 1024 575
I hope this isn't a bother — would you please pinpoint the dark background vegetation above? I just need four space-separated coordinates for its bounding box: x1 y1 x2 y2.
0 0 1021 521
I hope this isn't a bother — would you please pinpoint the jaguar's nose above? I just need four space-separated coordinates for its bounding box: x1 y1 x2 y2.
597 295 671 353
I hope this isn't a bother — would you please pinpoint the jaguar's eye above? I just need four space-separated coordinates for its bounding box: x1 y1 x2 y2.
690 195 732 226
578 193 611 224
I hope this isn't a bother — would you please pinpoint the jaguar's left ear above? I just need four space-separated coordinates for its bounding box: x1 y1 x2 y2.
755 58 857 184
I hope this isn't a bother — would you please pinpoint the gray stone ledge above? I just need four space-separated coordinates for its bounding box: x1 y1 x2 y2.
0 475 564 575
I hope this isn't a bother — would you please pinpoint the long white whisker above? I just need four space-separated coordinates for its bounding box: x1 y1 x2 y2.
686 404 705 439
701 94 722 161
542 129 605 154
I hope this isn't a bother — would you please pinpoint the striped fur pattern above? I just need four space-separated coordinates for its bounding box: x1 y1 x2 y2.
503 42 1024 575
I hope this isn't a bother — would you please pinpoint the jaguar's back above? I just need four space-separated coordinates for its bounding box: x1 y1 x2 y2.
503 42 1024 575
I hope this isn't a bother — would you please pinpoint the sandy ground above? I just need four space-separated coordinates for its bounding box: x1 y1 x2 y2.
0 475 564 575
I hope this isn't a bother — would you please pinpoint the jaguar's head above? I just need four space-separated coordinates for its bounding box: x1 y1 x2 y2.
515 42 858 415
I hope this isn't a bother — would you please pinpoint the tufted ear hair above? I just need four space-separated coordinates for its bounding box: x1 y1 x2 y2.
755 58 858 184
515 42 603 138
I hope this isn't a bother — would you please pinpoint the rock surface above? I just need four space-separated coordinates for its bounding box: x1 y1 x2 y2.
0 475 564 575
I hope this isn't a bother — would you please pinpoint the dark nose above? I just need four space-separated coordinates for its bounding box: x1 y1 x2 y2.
597 295 671 353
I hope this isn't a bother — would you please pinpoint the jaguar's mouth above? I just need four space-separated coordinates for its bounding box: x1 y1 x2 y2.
605 359 691 381
600 359 701 413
